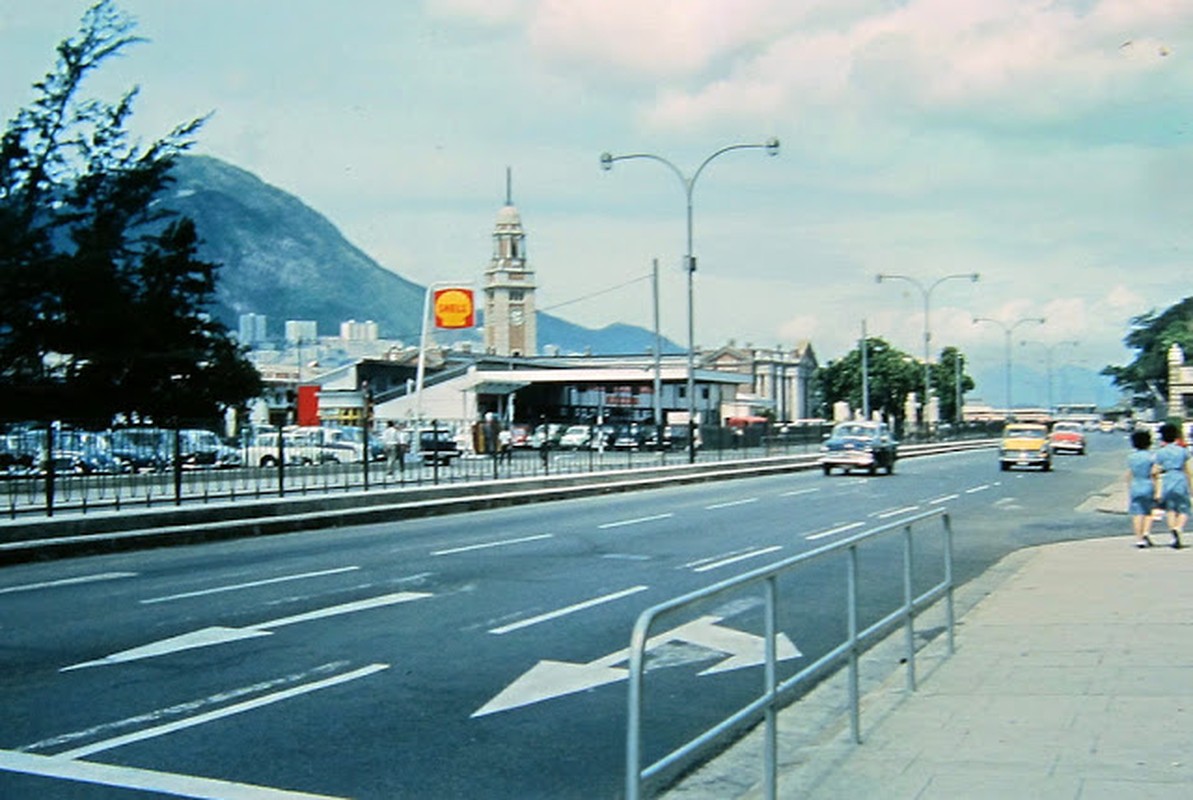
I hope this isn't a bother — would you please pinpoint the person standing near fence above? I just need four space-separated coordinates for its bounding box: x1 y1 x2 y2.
1154 422 1192 549
1125 428 1157 548
382 421 402 476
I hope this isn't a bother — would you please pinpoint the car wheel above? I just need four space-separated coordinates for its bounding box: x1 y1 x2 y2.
999 461 1010 472
260 456 276 468
868 463 877 476
886 460 895 475
1042 460 1052 472
822 464 831 476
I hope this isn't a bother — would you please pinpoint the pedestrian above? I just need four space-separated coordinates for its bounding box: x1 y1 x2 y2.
382 421 401 476
498 427 512 463
1125 428 1157 548
1154 422 1192 549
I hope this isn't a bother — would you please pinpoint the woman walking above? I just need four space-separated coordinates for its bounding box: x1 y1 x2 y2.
1126 428 1157 548
1154 422 1192 549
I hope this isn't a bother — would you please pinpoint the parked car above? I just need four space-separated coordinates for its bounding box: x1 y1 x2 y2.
530 423 564 449
111 427 171 472
819 421 898 476
238 427 325 468
509 423 532 448
1049 421 1086 455
172 429 242 469
418 428 461 465
999 423 1051 471
612 424 649 450
558 425 593 450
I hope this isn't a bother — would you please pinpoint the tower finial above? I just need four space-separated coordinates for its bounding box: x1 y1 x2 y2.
505 166 512 206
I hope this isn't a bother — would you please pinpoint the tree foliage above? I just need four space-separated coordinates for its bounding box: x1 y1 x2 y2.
814 338 974 427
1101 297 1193 407
0 1 260 426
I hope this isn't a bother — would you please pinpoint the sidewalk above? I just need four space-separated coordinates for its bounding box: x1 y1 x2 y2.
666 496 1193 799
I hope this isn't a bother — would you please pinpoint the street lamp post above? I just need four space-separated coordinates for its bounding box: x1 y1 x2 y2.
1019 339 1079 413
600 139 780 463
875 272 979 435
972 316 1045 415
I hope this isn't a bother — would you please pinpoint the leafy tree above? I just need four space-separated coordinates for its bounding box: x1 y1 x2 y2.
1102 297 1193 409
0 1 260 426
814 337 920 427
931 346 975 422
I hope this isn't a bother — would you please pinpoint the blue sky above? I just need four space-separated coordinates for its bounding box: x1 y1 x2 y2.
3 1 1191 407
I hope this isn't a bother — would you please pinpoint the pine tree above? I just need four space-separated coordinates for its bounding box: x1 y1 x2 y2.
0 1 260 426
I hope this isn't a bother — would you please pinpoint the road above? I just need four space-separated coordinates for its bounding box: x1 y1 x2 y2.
0 433 1130 799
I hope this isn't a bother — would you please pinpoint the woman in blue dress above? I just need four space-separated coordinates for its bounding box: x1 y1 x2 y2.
1154 422 1192 549
1126 429 1157 548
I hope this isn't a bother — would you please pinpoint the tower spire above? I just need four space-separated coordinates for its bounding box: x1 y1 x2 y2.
505 166 512 206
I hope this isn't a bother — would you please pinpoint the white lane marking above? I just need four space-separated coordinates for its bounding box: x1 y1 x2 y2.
489 585 649 635
965 484 991 494
598 513 673 529
929 494 959 505
876 505 920 519
140 567 360 604
431 533 552 555
24 663 353 754
473 615 801 717
704 497 759 510
780 488 819 497
0 748 345 799
692 546 782 573
55 664 388 760
0 572 136 595
63 592 431 671
806 522 865 541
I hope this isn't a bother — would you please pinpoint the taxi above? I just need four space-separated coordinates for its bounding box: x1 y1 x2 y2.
999 423 1051 471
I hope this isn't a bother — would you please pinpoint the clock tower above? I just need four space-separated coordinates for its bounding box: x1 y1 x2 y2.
483 168 537 356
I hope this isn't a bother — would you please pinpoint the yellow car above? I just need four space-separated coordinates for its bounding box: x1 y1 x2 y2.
999 423 1051 472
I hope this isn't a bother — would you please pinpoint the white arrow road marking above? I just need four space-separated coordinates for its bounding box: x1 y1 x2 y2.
0 748 346 799
472 615 800 718
62 592 431 671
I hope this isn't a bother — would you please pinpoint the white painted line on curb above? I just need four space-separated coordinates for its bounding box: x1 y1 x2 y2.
598 513 673 529
141 567 360 604
489 586 649 635
432 533 553 556
0 572 137 595
692 546 783 573
806 522 864 541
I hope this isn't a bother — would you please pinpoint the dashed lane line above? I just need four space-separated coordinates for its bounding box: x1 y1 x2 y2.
489 585 650 635
431 533 553 556
598 513 674 529
141 567 360 604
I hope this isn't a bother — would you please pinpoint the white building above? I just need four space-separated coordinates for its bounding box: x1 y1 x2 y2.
285 320 318 344
340 319 379 342
237 312 267 346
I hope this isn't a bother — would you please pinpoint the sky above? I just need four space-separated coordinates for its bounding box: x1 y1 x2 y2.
3 0 1191 408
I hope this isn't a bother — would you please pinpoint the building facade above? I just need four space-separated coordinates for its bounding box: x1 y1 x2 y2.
483 169 537 357
702 341 818 422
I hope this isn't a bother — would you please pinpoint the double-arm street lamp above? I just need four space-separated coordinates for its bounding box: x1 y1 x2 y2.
875 272 979 432
600 139 780 463
972 316 1045 414
1019 339 1079 412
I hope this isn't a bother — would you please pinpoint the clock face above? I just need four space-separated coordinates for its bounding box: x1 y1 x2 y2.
510 308 524 326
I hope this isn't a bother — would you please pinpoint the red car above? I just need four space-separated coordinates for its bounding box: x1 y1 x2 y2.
1049 421 1087 455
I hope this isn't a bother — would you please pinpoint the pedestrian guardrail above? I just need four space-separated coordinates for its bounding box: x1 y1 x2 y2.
625 507 955 800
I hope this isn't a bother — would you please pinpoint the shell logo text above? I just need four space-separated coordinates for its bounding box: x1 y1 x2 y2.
433 288 475 329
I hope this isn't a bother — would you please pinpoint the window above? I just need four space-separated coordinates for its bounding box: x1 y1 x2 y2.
509 290 524 301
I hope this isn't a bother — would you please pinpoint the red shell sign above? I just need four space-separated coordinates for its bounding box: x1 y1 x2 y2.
433 288 475 329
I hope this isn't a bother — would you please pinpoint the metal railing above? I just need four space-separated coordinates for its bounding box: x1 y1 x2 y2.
1 423 1001 519
626 507 955 800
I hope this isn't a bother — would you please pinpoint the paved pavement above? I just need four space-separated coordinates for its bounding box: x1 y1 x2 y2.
664 484 1193 799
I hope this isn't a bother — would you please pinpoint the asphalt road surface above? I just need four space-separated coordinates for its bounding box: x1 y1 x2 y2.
0 432 1131 799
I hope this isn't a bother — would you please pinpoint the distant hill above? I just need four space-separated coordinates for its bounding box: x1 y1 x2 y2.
163 156 680 355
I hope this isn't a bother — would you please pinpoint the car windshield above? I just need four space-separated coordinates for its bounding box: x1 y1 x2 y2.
1053 423 1081 432
1006 428 1045 438
834 424 876 437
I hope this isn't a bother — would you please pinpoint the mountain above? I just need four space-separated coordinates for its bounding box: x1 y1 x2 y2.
163 156 680 355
